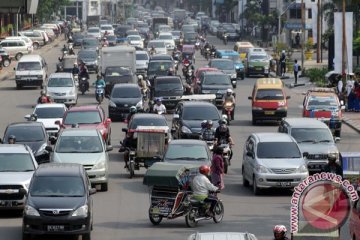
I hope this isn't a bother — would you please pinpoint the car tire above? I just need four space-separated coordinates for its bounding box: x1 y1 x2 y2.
16 83 22 90
101 182 108 192
82 232 91 240
33 42 40 49
242 167 249 187
22 232 31 240
253 176 261 195
15 53 23 61
3 58 11 67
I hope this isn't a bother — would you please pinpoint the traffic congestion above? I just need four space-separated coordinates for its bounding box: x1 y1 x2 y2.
0 4 360 240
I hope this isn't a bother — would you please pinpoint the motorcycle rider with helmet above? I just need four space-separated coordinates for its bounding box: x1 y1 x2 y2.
201 120 215 141
153 98 166 114
102 37 109 47
72 63 79 75
150 46 156 55
273 225 289 240
191 165 219 217
8 135 16 144
222 89 236 120
37 90 51 104
126 106 137 125
78 63 90 91
214 120 234 161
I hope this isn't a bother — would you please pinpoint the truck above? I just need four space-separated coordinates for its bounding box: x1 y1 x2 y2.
152 17 168 36
173 9 186 22
87 15 100 27
100 46 136 76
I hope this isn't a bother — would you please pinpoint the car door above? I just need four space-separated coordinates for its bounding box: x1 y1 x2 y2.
243 136 255 182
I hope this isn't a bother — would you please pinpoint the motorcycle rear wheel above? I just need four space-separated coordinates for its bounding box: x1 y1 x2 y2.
212 201 224 223
129 162 135 178
223 158 229 174
149 209 163 225
185 209 198 228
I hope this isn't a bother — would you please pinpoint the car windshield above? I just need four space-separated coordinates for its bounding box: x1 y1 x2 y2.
204 75 231 85
155 78 182 91
129 117 167 129
148 62 172 75
136 53 149 61
250 55 268 61
211 60 234 70
128 35 141 41
111 87 141 98
0 153 35 172
30 176 85 197
184 32 197 39
88 28 99 33
255 89 284 100
78 51 97 59
56 135 103 153
257 142 301 158
17 62 41 71
159 35 172 40
101 26 112 30
6 126 44 142
106 35 116 40
64 111 101 125
34 107 65 119
291 128 334 143
105 67 131 77
307 96 338 109
48 78 73 87
83 39 98 46
222 55 240 62
148 41 165 48
165 144 208 161
171 31 180 37
183 106 219 121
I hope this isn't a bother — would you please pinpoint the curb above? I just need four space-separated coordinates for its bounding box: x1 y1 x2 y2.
342 117 360 134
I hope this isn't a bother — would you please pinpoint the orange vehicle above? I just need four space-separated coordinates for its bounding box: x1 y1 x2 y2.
302 88 345 137
248 78 290 125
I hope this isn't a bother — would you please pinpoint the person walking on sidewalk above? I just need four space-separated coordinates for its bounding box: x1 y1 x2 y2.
293 60 300 84
346 74 355 111
280 50 286 77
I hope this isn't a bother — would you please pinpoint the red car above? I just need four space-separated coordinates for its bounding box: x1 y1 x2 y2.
193 67 220 94
56 105 112 144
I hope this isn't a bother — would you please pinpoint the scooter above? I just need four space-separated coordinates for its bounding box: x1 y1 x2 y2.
79 77 89 95
195 40 200 50
223 101 235 123
219 140 231 174
95 85 105 103
223 34 228 45
204 48 210 60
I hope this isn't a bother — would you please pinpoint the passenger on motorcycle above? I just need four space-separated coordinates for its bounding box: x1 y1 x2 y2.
102 37 109 47
222 89 236 120
273 225 289 240
201 120 215 141
167 67 175 76
78 63 90 91
191 165 219 217
153 98 166 114
126 106 137 125
37 90 51 104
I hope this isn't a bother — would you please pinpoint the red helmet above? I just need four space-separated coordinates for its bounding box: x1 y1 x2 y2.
199 165 210 175
273 225 287 239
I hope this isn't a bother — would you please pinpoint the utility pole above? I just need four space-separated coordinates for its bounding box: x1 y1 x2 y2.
301 0 305 73
316 0 321 63
341 0 347 81
320 0 323 62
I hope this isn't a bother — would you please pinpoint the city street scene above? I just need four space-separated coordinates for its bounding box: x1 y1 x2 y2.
0 0 359 239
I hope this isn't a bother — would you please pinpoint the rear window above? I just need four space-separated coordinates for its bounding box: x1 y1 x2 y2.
257 142 301 158
111 87 141 98
88 28 99 33
183 106 220 121
129 117 167 129
155 78 182 91
210 60 233 70
203 75 231 85
34 107 65 119
136 53 149 61
5 126 44 142
64 111 101 125
250 55 268 61
17 62 41 71
255 89 284 100
307 96 338 108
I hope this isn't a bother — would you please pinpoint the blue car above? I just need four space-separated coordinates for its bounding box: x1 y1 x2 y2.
216 50 245 80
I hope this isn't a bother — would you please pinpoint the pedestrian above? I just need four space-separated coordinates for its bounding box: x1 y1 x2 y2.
346 74 355 111
293 59 300 84
280 50 286 77
337 78 343 96
211 146 225 190
322 153 343 178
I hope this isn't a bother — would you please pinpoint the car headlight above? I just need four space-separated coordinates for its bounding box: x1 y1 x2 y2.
181 126 192 134
25 205 40 216
202 90 211 94
136 100 143 109
72 205 88 217
296 164 308 173
255 164 269 173
235 66 240 69
109 100 116 107
252 107 263 110
92 160 105 170
277 106 287 110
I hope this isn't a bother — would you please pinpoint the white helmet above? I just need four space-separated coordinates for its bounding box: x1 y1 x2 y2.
138 75 143 80
227 89 233 94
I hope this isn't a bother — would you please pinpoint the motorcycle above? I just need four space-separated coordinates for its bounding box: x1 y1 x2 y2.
210 49 216 59
218 139 232 174
223 34 228 45
223 101 235 123
204 48 210 60
141 87 150 101
95 85 105 103
79 77 89 95
195 40 200 50
186 68 194 85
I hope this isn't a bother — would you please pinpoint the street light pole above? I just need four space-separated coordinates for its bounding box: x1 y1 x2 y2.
341 0 347 81
301 0 305 73
316 0 321 63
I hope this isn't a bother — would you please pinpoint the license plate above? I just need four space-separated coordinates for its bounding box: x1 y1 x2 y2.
278 182 291 187
264 111 275 115
150 207 160 214
47 225 64 232
256 67 262 71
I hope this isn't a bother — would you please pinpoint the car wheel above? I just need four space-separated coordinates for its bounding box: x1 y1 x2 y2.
3 58 11 67
253 176 261 195
22 232 31 240
33 42 40 49
242 167 249 187
101 182 108 192
82 232 91 240
15 53 23 61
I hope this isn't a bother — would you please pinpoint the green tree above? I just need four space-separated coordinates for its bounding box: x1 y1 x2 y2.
36 0 70 23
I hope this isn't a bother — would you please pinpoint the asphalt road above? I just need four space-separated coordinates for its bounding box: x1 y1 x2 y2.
0 35 358 240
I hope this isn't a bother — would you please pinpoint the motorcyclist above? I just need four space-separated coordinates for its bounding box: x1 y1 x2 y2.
222 89 236 120
322 153 343 178
215 121 234 146
167 67 175 76
37 90 51 104
201 120 215 141
126 106 137 125
103 30 109 38
8 135 16 144
273 225 289 240
72 63 79 75
153 98 166 114
62 44 69 53
191 165 219 217
182 55 191 66
137 75 148 93
94 74 106 87
150 46 156 55
121 129 137 169
102 37 109 47
69 46 75 55
78 63 90 91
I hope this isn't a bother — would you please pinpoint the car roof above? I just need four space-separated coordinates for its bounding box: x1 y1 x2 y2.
210 58 232 62
60 128 99 137
18 54 42 61
49 72 73 78
132 113 166 120
203 71 227 76
7 121 45 128
113 83 139 89
35 163 84 177
0 144 31 154
182 101 217 107
282 118 329 129
255 78 283 89
67 105 101 112
253 132 294 142
136 50 148 55
169 139 207 146
34 103 66 109
196 67 219 72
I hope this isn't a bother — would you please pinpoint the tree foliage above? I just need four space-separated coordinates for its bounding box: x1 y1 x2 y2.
36 0 70 22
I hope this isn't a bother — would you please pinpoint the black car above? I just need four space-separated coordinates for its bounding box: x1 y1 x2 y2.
22 163 96 240
103 66 136 96
0 48 11 67
172 101 221 139
2 122 51 164
106 35 117 46
78 50 99 73
147 59 174 85
150 54 173 61
183 32 197 45
153 76 184 110
108 83 143 120
72 33 84 47
82 38 99 52
56 55 78 73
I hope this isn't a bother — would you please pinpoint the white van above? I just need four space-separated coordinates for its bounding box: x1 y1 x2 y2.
14 54 48 89
6 36 34 52
0 39 32 60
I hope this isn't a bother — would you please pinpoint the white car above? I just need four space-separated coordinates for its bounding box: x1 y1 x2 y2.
147 40 167 55
127 35 144 49
136 51 149 75
187 232 258 240
87 27 101 39
25 103 67 137
46 72 78 106
158 32 175 50
100 24 114 36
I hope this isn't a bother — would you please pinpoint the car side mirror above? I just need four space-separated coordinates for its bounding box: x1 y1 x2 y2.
122 128 128 133
334 137 341 143
303 152 309 158
286 96 291 99
45 146 53 152
173 114 179 119
106 145 113 151
246 151 254 158
24 114 31 120
89 188 97 195
19 188 28 196
248 96 252 100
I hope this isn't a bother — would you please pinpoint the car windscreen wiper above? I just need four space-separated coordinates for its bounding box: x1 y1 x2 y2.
319 139 331 143
299 140 316 143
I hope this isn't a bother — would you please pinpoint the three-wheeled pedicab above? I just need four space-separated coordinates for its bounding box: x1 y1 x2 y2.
182 45 195 64
125 126 168 178
143 162 224 227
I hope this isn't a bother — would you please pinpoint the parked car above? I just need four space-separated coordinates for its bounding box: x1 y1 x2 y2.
0 38 32 60
22 163 96 240
46 72 78 106
14 54 48 89
0 144 38 210
19 31 45 49
49 128 111 191
242 132 309 195
0 48 11 67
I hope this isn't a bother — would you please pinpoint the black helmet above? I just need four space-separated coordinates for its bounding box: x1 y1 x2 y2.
219 124 228 133
8 135 16 143
214 146 224 155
